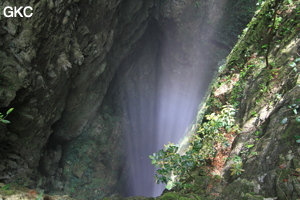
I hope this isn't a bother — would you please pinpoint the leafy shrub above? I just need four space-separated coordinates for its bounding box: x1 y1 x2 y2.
0 108 14 123
230 162 245 176
150 105 238 189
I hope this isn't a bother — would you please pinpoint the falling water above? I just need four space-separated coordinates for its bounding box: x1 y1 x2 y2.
120 0 230 197
121 52 212 197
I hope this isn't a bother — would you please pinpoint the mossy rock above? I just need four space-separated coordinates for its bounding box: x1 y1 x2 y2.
157 192 185 200
217 179 255 200
158 192 180 200
157 192 204 200
243 193 264 200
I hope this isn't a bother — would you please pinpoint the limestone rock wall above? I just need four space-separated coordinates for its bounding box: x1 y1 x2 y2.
0 0 156 197
216 1 300 199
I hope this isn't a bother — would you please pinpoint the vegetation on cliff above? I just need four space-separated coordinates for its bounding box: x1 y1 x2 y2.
150 0 300 199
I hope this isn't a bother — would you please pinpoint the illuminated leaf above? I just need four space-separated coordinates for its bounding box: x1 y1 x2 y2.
6 108 14 115
1 119 10 123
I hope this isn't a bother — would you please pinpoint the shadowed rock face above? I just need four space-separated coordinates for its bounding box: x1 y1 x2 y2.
0 0 256 199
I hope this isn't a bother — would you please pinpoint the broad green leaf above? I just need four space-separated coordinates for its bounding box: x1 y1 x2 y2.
1 119 10 123
1 184 11 190
36 190 44 200
166 182 175 190
6 108 14 115
289 62 296 67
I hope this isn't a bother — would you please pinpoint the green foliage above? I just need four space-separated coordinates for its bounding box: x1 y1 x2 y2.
1 184 11 190
150 105 238 190
281 99 300 124
246 144 254 149
232 155 242 163
149 142 196 188
259 83 268 93
194 1 201 8
273 16 282 30
296 116 300 123
284 0 294 5
275 93 282 101
289 99 300 122
289 57 300 74
36 190 44 200
257 0 264 8
288 102 299 115
254 130 261 136
251 111 258 117
0 108 14 123
230 155 244 176
194 105 237 158
294 135 300 144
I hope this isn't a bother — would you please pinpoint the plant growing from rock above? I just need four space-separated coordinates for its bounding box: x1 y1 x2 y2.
149 143 196 189
0 108 14 123
150 105 238 190
230 155 245 176
36 190 44 200
281 99 300 125
230 162 245 176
